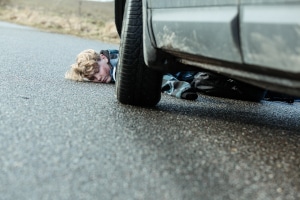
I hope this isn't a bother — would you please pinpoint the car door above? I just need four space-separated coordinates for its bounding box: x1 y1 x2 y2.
240 0 300 73
148 0 242 63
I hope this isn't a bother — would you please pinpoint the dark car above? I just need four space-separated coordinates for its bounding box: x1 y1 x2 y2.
114 0 300 106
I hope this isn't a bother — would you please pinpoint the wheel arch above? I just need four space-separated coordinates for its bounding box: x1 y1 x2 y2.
142 0 159 68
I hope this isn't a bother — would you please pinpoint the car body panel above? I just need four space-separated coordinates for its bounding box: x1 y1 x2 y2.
241 0 300 4
147 0 238 8
140 0 300 96
151 7 243 63
240 4 300 73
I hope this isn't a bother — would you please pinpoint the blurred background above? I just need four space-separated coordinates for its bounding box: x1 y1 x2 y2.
0 0 119 43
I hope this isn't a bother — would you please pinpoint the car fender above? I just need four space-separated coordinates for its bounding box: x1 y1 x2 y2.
142 0 158 67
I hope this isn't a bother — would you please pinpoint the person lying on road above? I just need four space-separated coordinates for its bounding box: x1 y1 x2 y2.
66 49 296 103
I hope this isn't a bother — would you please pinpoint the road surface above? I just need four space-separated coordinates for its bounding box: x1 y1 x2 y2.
0 21 299 200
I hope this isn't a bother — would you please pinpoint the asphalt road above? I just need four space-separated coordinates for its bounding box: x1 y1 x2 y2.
0 21 299 200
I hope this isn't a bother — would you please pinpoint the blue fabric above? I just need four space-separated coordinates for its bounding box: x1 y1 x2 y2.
162 74 197 100
172 71 198 83
107 49 119 83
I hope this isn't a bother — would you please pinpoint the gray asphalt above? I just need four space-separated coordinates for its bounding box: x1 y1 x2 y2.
0 21 299 200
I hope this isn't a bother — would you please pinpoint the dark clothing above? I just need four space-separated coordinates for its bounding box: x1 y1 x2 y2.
162 71 267 102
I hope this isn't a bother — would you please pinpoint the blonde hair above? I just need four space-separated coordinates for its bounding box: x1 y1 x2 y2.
65 49 100 81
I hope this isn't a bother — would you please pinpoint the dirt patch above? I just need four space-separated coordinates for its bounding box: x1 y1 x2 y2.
0 1 120 44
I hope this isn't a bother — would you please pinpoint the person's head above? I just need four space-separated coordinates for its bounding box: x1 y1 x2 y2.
65 49 112 83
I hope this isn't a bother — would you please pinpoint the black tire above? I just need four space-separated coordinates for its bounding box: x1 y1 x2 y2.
114 0 126 37
116 0 163 107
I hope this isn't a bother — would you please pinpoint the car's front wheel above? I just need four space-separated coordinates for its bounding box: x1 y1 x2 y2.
116 0 163 107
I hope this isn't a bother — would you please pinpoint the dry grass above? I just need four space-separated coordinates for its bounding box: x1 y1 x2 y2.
0 0 120 44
